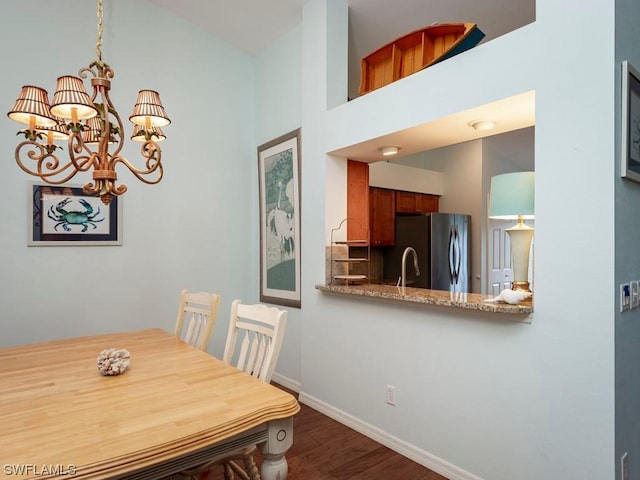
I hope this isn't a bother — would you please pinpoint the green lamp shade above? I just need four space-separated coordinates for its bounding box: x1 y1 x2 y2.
488 172 535 219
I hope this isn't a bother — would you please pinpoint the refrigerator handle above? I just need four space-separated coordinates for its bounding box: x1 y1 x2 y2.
455 230 462 283
448 227 455 283
448 226 462 284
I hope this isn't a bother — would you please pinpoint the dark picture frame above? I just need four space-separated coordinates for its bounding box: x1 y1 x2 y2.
28 183 122 246
622 60 640 182
258 129 301 308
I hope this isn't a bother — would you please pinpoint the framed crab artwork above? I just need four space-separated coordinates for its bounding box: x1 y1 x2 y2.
28 183 122 246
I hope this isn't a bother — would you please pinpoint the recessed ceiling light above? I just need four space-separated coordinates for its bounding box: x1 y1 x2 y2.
468 119 496 131
378 146 400 156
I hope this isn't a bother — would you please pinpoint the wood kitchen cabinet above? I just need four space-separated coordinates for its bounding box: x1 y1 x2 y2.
369 187 395 246
348 160 395 245
396 191 439 214
347 160 370 241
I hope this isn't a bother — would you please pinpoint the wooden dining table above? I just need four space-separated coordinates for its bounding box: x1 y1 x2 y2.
0 328 300 479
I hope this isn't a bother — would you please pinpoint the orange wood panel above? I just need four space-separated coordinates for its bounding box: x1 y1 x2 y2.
347 160 369 241
369 187 395 246
415 193 439 213
395 190 416 213
396 191 439 214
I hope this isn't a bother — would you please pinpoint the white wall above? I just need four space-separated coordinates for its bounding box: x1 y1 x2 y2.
0 1 256 360
300 2 616 480
368 162 444 194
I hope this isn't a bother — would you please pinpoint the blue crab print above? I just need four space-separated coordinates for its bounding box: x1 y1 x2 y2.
47 198 104 232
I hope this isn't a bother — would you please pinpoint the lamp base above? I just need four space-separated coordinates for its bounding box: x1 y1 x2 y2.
506 221 534 294
511 280 531 292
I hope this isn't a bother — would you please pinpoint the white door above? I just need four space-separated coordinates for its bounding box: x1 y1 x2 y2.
487 219 513 296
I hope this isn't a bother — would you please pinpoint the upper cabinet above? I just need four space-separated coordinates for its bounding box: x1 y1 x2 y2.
347 160 370 241
396 191 439 214
369 187 395 246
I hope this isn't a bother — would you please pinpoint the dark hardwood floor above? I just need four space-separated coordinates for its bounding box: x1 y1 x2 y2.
270 400 447 479
256 385 447 480
203 384 447 479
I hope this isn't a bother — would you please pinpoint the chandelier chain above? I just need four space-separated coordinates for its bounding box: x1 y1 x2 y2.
96 0 103 61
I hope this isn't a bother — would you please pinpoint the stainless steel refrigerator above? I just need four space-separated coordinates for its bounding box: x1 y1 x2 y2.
383 213 471 292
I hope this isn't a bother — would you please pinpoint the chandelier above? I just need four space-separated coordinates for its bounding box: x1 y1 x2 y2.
7 0 170 205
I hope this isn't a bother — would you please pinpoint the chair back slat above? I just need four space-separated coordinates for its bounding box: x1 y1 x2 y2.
183 312 207 347
246 334 260 377
237 331 250 373
174 289 221 351
254 335 268 379
222 300 287 383
183 314 198 345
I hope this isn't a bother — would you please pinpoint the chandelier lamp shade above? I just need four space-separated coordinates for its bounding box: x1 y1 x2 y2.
6 0 170 205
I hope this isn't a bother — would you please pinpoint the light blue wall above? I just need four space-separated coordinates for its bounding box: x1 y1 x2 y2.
1 0 634 479
254 25 303 387
255 26 303 145
0 1 256 360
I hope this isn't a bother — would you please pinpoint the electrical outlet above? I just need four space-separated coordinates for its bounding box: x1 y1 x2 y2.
385 385 396 406
632 282 640 309
621 283 631 312
622 452 629 480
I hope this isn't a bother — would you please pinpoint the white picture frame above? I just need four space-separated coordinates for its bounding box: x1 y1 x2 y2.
28 182 123 246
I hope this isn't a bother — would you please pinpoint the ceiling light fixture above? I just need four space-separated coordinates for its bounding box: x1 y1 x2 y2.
7 0 170 205
379 146 400 156
468 120 496 131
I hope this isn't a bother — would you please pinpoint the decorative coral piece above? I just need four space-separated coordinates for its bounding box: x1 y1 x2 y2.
97 348 131 376
485 289 532 305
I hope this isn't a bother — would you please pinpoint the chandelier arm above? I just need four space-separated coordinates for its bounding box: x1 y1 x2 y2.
110 146 164 185
14 141 95 185
68 133 101 171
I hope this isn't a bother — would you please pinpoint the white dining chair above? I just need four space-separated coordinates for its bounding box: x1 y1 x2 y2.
195 299 288 480
173 289 221 351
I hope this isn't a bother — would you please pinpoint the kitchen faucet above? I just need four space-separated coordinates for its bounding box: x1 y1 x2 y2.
401 246 420 293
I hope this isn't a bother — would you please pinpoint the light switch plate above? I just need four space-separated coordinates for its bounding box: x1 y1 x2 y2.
632 281 640 309
621 283 631 312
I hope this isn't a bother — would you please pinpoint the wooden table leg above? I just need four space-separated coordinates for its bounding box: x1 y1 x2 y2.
260 417 294 480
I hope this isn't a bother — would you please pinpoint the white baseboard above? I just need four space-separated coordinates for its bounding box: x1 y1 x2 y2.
297 391 484 480
271 372 301 393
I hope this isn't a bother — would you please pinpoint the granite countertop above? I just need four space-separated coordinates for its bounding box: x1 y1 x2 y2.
315 283 533 323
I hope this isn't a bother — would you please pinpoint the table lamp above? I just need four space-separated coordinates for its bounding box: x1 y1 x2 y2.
488 172 535 292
